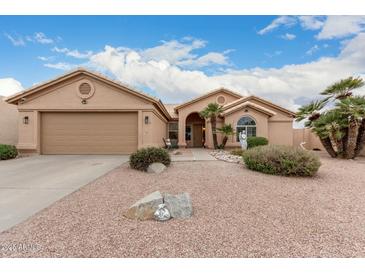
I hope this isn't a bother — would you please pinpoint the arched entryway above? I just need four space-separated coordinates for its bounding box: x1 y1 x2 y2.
185 112 205 147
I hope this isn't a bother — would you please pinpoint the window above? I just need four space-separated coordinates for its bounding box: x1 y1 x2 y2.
185 125 192 141
236 116 256 141
168 122 178 140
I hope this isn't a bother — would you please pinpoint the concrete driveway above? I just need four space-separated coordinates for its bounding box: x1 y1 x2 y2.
0 155 128 232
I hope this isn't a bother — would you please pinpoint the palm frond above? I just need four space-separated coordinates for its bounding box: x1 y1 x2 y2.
321 76 364 99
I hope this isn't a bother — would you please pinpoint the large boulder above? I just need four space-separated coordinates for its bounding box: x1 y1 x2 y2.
124 191 163 220
147 163 166 174
163 192 193 219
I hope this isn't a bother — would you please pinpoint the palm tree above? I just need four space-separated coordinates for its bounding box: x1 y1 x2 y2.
217 124 235 149
336 96 365 158
297 76 365 159
312 110 345 158
295 99 328 127
321 76 364 100
200 103 223 149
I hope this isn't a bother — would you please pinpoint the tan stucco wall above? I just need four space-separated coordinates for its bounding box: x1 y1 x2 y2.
15 75 167 153
176 91 240 148
293 128 365 156
0 97 18 145
141 110 167 148
268 121 294 146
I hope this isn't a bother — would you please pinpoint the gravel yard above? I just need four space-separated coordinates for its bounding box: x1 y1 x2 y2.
1 153 365 258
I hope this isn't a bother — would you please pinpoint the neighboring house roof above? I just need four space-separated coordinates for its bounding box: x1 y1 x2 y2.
223 95 296 117
5 68 172 120
174 87 243 111
221 101 277 117
164 104 179 119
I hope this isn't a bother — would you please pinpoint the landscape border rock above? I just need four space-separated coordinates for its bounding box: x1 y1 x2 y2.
210 150 242 163
124 191 163 220
147 162 167 174
163 192 193 219
124 191 193 221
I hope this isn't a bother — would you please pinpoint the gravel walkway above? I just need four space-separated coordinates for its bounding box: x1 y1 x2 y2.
1 154 365 257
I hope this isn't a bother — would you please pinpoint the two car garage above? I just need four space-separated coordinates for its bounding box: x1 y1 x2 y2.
41 112 138 155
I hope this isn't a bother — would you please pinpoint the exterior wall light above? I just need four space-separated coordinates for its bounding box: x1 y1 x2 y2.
144 116 149 124
23 116 29 124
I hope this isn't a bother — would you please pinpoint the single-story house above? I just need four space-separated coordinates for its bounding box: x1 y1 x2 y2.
6 68 296 155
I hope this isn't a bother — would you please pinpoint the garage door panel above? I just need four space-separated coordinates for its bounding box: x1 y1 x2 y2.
41 112 138 154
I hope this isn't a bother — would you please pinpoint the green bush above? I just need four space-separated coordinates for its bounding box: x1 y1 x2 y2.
242 145 321 177
247 136 268 149
129 147 171 171
0 144 18 160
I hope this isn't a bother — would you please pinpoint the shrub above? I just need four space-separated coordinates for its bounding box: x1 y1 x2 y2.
242 145 321 177
247 136 268 149
129 147 171 171
0 144 18 160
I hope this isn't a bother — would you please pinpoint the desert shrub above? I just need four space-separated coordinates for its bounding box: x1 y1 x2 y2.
0 144 18 160
242 145 321 177
230 149 245 156
247 136 268 149
129 147 171 171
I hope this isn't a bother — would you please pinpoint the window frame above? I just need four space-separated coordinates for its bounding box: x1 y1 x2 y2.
236 116 257 142
168 122 178 141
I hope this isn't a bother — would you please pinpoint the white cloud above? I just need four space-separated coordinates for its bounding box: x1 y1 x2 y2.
44 62 76 70
52 47 93 59
37 56 54 61
141 39 206 64
177 52 230 67
4 33 25 46
306 45 319 55
0 78 24 97
33 32 54 44
316 16 365 40
258 16 297 35
258 16 365 41
5 32 57 46
281 33 296 40
298 16 325 30
87 33 365 110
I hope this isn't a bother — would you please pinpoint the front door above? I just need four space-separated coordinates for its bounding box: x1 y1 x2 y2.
192 124 203 147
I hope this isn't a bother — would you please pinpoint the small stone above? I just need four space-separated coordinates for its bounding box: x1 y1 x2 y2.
124 191 163 220
163 192 193 219
147 163 167 174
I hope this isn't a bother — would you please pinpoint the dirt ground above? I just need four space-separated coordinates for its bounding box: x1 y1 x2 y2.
1 154 365 257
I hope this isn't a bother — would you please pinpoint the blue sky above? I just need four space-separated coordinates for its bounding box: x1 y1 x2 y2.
1 16 365 109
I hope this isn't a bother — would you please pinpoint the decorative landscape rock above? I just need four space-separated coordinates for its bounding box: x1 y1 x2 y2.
124 191 163 220
210 150 242 163
147 162 167 174
154 204 171 221
125 191 193 221
163 192 193 219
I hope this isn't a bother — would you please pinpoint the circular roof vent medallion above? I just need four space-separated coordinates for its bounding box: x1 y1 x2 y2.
77 80 95 99
217 95 226 105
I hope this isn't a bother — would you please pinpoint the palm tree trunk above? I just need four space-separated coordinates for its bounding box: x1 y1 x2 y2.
320 137 337 158
211 116 218 149
354 119 365 157
222 136 228 149
344 119 359 159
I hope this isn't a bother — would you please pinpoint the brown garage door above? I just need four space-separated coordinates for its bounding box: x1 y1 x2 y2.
41 112 138 154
